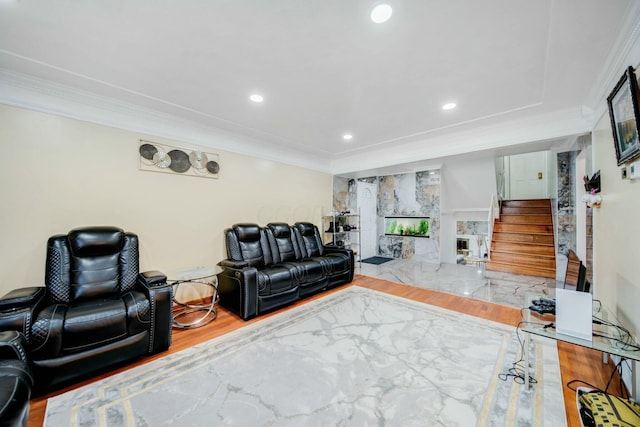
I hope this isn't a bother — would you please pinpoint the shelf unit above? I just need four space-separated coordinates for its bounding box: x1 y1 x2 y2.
322 210 361 265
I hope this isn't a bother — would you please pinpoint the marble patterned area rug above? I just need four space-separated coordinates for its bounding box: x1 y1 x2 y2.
44 287 566 426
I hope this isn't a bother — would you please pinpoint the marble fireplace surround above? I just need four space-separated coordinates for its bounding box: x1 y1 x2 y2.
334 171 441 263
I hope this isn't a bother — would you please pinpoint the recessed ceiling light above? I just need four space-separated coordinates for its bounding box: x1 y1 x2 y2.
371 4 393 23
442 102 457 110
249 94 264 103
343 134 354 141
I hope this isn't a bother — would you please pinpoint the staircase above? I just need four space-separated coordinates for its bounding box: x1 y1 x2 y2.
487 199 556 279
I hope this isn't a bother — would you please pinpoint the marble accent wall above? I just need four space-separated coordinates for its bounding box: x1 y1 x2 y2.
556 151 576 255
332 171 441 262
332 176 350 213
377 171 441 262
456 221 488 236
456 221 489 258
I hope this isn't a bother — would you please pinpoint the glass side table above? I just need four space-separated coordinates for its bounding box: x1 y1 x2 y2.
521 293 640 399
167 266 221 329
464 255 487 277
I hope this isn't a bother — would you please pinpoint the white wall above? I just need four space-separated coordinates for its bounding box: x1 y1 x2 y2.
0 104 332 297
592 79 640 392
592 111 640 335
440 156 496 263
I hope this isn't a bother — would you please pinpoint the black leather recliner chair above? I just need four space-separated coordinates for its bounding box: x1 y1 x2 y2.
0 330 32 427
217 222 353 320
0 226 173 392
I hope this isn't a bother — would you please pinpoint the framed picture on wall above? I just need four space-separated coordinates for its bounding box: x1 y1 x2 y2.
607 66 640 165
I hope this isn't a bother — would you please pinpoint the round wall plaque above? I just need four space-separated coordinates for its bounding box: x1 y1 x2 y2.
168 150 190 173
139 143 158 160
206 161 220 174
189 151 208 169
152 151 171 168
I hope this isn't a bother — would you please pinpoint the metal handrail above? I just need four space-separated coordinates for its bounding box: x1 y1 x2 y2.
487 194 500 259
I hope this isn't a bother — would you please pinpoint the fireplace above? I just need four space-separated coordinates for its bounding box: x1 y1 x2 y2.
457 238 469 254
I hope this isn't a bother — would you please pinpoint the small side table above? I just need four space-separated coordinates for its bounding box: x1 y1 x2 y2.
167 266 221 329
464 256 487 277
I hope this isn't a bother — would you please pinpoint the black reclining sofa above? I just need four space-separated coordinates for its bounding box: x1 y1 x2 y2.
217 222 354 320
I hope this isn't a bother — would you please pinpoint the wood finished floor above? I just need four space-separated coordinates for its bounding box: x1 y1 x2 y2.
28 274 624 427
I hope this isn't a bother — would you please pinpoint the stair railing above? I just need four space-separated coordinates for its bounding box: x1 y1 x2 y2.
487 193 500 259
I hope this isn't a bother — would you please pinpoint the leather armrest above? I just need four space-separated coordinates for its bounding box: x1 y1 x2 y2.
0 358 33 425
138 271 167 287
323 245 352 255
0 331 29 363
217 267 259 320
218 259 249 269
137 272 172 354
0 287 45 311
0 288 44 337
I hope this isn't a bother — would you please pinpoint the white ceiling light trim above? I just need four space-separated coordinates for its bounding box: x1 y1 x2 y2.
249 94 264 103
370 4 393 24
342 133 353 141
442 102 457 111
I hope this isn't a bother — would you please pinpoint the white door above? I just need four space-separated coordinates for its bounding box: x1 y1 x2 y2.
357 182 378 260
508 151 549 199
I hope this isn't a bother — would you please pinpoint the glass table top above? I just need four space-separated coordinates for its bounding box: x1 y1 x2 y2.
165 265 222 282
521 294 640 362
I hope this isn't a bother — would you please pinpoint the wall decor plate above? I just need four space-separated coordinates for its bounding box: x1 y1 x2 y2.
206 160 220 174
138 140 220 179
152 151 171 168
168 149 190 173
139 143 158 161
189 151 208 169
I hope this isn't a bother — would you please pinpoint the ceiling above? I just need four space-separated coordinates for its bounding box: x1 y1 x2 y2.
1 0 639 176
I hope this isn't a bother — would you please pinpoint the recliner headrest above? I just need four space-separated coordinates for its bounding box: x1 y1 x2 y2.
68 226 124 257
267 223 291 238
233 223 261 241
295 222 315 236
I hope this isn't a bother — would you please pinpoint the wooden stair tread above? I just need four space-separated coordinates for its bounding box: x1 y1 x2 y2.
487 258 555 268
491 245 555 256
499 214 553 221
494 231 553 236
501 206 551 212
501 200 551 207
490 251 555 262
491 239 555 246
493 226 553 233
486 260 556 279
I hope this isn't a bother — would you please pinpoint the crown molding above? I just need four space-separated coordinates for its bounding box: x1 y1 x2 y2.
0 68 331 173
330 107 591 175
585 1 640 126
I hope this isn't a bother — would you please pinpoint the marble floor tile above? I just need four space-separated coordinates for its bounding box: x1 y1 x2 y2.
357 259 561 309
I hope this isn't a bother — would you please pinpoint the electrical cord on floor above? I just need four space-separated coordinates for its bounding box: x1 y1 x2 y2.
567 379 603 393
567 358 631 399
498 321 542 385
608 358 632 399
